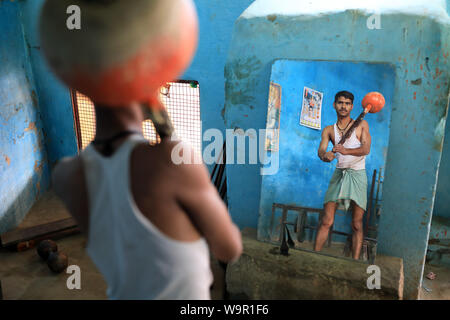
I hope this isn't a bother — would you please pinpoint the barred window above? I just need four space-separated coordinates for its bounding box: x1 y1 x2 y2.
71 80 201 154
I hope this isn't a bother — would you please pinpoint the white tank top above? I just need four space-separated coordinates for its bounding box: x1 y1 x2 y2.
80 134 213 300
333 123 366 170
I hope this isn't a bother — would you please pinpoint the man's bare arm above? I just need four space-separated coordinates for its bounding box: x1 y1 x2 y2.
174 147 242 263
52 157 89 234
318 127 335 162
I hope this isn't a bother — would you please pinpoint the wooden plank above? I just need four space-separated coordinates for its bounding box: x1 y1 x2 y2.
15 227 81 252
365 169 377 236
272 203 323 213
280 208 288 242
0 217 77 247
269 204 276 239
296 210 307 243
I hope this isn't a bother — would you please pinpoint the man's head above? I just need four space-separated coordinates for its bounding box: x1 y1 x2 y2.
94 102 146 129
333 91 354 117
94 102 174 138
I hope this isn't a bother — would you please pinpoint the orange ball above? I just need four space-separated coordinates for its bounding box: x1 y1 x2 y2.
362 92 385 114
39 0 198 107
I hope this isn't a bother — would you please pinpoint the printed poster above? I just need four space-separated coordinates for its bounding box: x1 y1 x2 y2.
300 87 323 130
265 82 282 152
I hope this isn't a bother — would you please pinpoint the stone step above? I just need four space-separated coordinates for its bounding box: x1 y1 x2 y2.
226 228 403 300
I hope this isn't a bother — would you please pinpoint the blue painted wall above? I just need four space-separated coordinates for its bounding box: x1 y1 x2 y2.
434 113 450 219
16 0 254 170
0 0 50 233
19 0 78 167
224 8 449 299
0 0 253 231
258 60 394 243
4 0 447 299
184 0 255 171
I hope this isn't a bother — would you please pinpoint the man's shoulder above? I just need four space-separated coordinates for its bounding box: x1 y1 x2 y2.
323 124 334 134
135 139 208 185
136 138 199 166
52 155 83 197
54 155 82 176
360 119 370 129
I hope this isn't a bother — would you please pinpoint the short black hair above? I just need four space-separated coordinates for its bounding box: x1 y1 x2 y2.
334 91 354 103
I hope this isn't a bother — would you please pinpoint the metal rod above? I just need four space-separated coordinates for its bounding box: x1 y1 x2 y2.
365 169 377 236
337 109 368 146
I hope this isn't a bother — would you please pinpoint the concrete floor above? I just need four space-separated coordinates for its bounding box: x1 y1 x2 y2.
0 190 225 300
14 190 72 229
292 240 348 258
1 191 448 300
419 263 450 300
0 233 226 300
2 232 448 300
0 233 107 299
269 237 366 262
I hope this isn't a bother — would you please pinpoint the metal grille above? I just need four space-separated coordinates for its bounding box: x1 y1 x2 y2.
72 91 96 150
71 81 201 153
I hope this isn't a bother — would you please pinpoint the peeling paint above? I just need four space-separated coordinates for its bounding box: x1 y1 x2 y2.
433 67 443 80
267 14 277 22
31 90 38 108
33 159 44 175
433 117 446 152
0 0 51 235
24 121 37 132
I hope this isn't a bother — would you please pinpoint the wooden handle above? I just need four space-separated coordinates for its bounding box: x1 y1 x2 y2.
337 109 369 146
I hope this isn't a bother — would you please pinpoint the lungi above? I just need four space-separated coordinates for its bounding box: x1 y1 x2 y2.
324 168 368 211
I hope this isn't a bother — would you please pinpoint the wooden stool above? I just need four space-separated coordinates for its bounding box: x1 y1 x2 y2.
270 204 333 247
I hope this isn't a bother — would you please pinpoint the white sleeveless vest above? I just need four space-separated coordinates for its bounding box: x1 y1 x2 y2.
334 124 366 170
80 134 213 300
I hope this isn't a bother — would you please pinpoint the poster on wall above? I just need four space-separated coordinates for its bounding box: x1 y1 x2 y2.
300 87 323 130
265 82 282 152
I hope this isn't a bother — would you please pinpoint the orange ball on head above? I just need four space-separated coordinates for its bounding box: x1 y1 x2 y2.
39 0 198 108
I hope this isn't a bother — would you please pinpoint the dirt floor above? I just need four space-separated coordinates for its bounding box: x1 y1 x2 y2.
268 237 370 262
419 263 450 300
0 190 225 300
11 191 72 229
1 190 448 300
0 233 226 300
0 233 107 299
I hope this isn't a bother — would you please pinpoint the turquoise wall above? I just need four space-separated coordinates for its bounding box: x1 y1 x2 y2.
17 0 255 168
3 0 448 300
258 60 394 244
224 9 449 299
0 0 254 232
434 114 450 219
184 0 255 170
0 0 50 233
19 0 78 167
